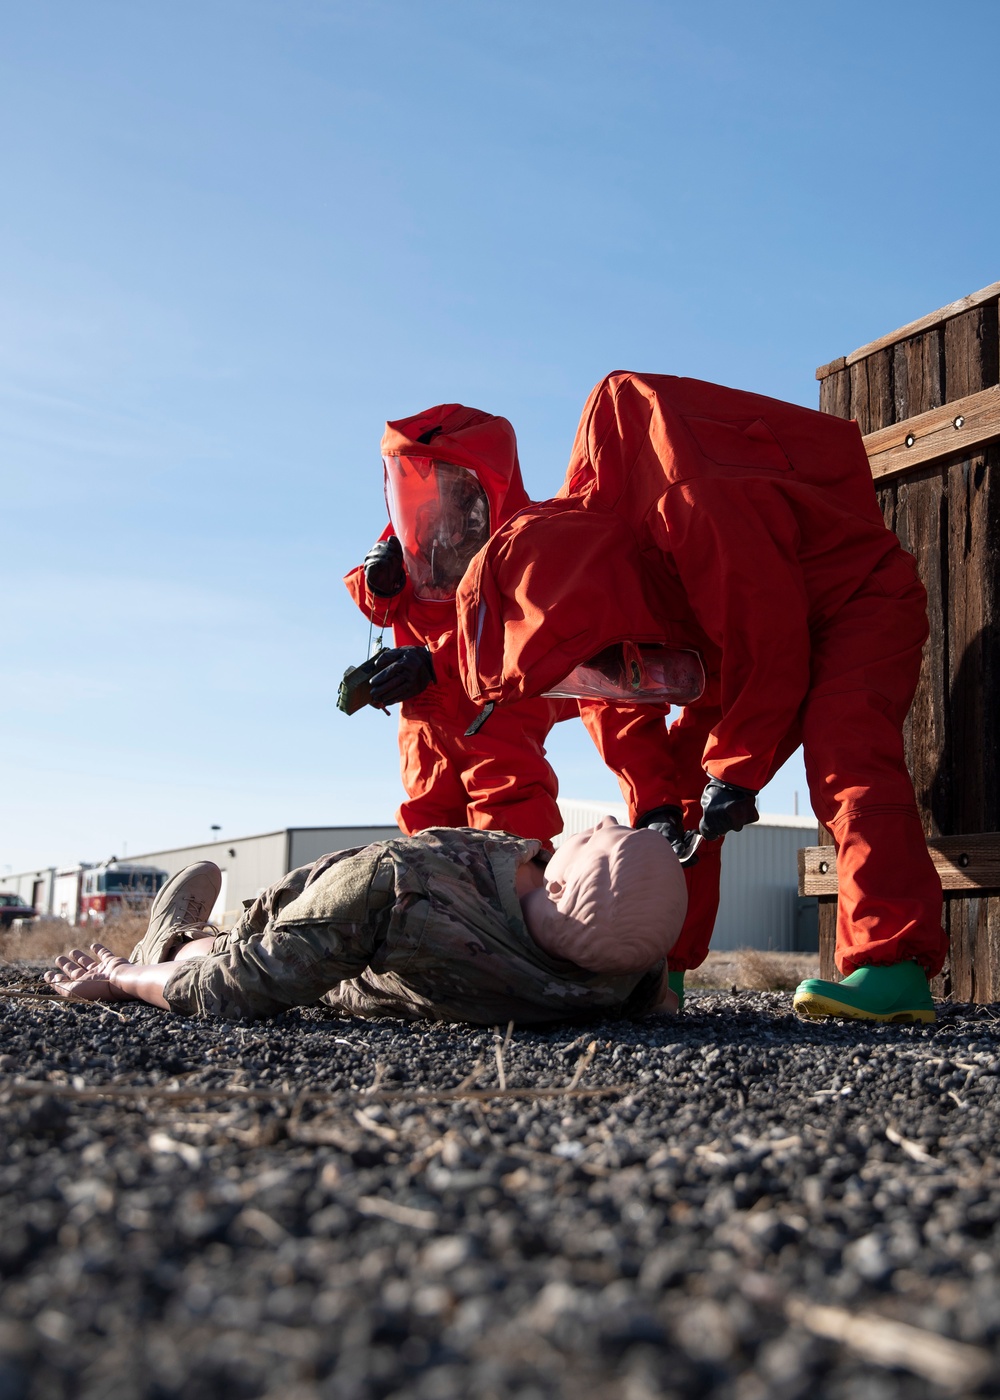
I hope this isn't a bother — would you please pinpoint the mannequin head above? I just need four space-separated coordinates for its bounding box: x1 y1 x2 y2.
521 816 687 975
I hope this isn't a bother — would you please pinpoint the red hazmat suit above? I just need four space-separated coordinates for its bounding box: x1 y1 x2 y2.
457 374 947 979
344 403 568 845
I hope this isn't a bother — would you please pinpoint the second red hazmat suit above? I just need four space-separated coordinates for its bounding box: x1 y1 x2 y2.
457 373 947 982
344 404 568 844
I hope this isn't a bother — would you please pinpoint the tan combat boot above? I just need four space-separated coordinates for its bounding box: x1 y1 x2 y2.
128 862 222 964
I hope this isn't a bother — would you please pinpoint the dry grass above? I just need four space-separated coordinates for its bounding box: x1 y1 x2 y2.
689 948 820 992
0 913 144 964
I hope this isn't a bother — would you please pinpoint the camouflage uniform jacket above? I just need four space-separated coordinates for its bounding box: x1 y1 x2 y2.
163 827 664 1023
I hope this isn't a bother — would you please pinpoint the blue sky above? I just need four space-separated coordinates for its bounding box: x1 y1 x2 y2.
2 0 998 873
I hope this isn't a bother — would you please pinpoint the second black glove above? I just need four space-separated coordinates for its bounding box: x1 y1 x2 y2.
698 777 759 840
363 535 406 598
635 805 702 867
368 646 436 706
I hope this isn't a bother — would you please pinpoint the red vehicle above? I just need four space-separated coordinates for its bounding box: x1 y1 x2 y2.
78 863 167 926
0 893 37 929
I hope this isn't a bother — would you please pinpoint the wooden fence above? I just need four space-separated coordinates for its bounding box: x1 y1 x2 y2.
801 282 1000 1001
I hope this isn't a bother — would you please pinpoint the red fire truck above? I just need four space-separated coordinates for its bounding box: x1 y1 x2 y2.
77 862 168 926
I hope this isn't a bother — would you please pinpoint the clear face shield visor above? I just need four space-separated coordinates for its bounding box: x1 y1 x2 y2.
383 455 491 600
542 642 706 706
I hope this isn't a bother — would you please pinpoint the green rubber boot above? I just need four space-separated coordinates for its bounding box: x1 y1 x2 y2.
668 970 685 1011
792 960 935 1024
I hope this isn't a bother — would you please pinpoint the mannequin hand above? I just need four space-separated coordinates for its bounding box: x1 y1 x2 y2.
46 943 176 1009
363 536 406 598
44 944 136 1001
635 805 701 867
369 646 436 706
699 777 759 840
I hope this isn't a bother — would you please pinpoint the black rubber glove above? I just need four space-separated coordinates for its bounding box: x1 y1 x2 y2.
368 647 436 706
699 777 759 840
636 805 701 867
363 535 406 598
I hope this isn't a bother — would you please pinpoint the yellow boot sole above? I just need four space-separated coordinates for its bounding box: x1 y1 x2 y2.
792 990 936 1024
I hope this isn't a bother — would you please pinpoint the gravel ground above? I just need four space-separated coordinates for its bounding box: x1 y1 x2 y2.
2 964 999 1400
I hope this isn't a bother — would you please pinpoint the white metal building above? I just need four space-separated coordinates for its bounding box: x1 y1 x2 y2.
124 826 400 926
2 826 397 928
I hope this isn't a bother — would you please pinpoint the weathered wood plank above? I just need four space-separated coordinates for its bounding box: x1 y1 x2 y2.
893 329 942 421
842 281 1000 368
943 300 999 400
949 897 975 1002
946 447 1000 836
849 346 894 434
877 478 897 535
815 355 846 383
939 441 1000 1003
894 470 948 832
982 897 1000 1002
948 896 1000 1003
874 466 902 973
817 901 837 981
814 823 838 979
862 383 1000 481
799 834 1000 895
818 365 851 419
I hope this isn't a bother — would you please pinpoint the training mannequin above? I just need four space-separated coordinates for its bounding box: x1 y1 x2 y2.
44 819 687 1023
343 403 570 846
455 373 947 1024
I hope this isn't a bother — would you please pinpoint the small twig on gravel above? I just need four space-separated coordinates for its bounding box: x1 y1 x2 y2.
493 1020 514 1090
886 1124 938 1165
356 1196 438 1230
453 1058 485 1093
566 1040 597 1091
494 1037 506 1091
404 1138 446 1178
234 1207 290 1245
354 1107 399 1142
363 1061 387 1096
148 1131 203 1169
225 1115 284 1148
786 1299 992 1393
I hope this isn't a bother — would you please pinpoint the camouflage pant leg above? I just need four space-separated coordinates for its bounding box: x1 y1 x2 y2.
320 971 437 1022
210 863 315 955
163 849 396 1020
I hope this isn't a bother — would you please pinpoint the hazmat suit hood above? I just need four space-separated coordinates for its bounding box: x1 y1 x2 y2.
455 501 705 708
381 403 529 524
381 404 531 599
